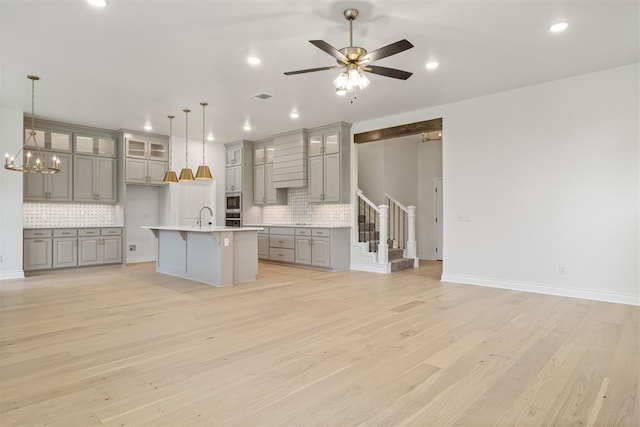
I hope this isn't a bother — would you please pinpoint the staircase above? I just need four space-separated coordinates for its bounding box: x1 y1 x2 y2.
353 189 417 273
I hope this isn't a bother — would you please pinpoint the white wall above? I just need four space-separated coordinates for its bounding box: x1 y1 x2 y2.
125 185 161 263
357 140 386 206
0 108 24 279
417 139 443 259
353 63 640 305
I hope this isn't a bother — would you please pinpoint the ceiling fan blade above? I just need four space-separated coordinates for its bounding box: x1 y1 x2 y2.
364 65 413 80
284 66 342 76
362 39 414 63
309 40 348 62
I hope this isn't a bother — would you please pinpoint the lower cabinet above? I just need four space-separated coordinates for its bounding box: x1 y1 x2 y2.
53 229 78 269
258 234 269 260
257 226 350 271
78 229 122 266
24 227 122 271
24 229 53 271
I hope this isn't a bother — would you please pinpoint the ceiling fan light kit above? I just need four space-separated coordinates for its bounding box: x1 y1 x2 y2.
284 8 414 98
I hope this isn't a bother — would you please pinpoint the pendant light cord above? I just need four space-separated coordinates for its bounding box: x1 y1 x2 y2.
201 102 207 164
168 115 174 168
183 109 190 167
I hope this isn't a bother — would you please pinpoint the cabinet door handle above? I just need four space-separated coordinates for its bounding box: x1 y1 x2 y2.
33 239 44 243
34 232 43 236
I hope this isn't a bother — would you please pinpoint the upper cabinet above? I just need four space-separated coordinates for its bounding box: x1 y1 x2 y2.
23 128 72 152
74 155 117 203
307 122 351 204
308 128 340 157
224 140 253 194
75 135 116 157
22 117 119 203
254 139 275 165
226 145 242 166
123 133 169 186
253 138 286 205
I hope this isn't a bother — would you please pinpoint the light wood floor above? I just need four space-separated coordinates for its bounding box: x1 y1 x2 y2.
0 261 638 426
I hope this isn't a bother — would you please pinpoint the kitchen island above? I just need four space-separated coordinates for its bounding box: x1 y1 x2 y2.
143 226 263 287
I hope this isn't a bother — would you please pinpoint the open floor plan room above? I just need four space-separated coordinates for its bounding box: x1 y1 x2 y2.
1 262 637 426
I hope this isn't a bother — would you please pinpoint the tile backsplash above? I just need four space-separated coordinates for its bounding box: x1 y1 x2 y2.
262 188 351 226
24 203 124 228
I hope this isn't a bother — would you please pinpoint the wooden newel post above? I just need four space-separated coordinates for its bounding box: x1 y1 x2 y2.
378 204 389 263
407 205 417 259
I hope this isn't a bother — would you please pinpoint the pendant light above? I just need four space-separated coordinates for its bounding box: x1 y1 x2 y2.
4 75 61 174
162 115 178 183
178 108 194 181
195 102 212 180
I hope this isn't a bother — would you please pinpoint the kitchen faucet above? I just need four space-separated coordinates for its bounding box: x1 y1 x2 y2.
198 206 213 228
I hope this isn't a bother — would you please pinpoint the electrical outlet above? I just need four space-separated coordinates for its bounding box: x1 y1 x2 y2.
129 245 136 252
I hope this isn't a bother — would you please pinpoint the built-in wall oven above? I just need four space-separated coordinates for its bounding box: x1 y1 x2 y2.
225 193 242 227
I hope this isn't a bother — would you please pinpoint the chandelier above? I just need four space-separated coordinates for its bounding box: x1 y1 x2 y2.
162 114 179 183
178 108 195 181
4 75 61 174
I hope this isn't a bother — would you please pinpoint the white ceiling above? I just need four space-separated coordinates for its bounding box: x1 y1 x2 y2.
1 1 637 143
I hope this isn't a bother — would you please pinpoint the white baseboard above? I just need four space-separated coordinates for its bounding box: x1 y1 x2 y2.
126 256 156 264
350 262 391 274
441 273 640 307
0 270 25 280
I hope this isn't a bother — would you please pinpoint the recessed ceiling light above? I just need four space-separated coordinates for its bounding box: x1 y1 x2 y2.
243 124 252 131
425 62 439 70
207 134 214 141
86 0 107 7
247 57 261 66
549 22 568 33
144 124 152 131
290 111 299 119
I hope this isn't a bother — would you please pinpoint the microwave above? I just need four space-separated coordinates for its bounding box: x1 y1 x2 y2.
226 193 241 212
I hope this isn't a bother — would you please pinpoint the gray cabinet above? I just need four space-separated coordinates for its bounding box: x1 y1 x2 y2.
225 165 242 192
307 123 351 203
24 152 73 202
75 134 116 157
225 145 242 166
23 229 53 271
258 234 269 260
254 140 274 165
24 227 122 271
78 228 122 266
124 135 169 185
254 163 287 205
294 229 330 267
74 155 117 203
52 229 78 269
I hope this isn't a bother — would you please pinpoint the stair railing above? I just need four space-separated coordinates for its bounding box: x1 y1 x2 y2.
356 189 380 253
384 193 417 259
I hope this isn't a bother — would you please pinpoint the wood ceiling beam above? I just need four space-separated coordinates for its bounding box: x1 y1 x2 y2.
354 118 443 144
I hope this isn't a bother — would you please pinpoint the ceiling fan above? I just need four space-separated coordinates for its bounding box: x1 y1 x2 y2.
284 8 414 96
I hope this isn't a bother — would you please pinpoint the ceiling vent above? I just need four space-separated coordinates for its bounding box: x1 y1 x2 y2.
252 92 273 100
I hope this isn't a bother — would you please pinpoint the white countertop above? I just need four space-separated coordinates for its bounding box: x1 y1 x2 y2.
24 225 124 229
244 224 351 229
143 225 263 232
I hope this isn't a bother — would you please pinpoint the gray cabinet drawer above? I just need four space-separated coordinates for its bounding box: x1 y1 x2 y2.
24 229 52 238
269 248 294 263
295 228 311 236
53 229 77 237
269 227 294 236
270 234 295 249
78 228 100 236
312 229 330 237
101 228 122 236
